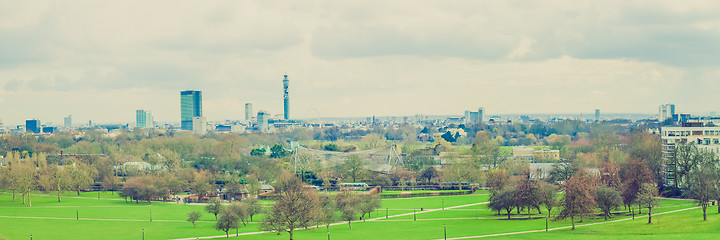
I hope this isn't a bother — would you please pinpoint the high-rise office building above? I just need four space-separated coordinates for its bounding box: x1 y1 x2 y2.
283 74 289 120
464 107 484 124
192 116 207 134
257 111 269 132
478 107 484 123
136 110 154 128
245 103 253 121
26 119 41 133
659 104 676 121
64 115 72 129
595 109 600 122
181 90 203 130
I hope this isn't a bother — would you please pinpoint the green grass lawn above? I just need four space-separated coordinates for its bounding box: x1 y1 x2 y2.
0 191 714 240
379 190 470 195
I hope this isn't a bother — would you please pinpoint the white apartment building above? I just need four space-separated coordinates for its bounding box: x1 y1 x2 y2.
660 126 720 186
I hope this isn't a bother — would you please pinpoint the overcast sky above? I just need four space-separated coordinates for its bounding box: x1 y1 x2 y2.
1 0 720 126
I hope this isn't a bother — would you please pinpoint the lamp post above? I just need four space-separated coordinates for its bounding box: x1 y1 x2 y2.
413 209 416 221
150 209 152 222
142 229 145 240
386 208 388 219
76 209 79 220
444 224 447 240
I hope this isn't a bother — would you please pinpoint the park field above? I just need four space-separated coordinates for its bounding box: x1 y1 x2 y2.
0 191 718 240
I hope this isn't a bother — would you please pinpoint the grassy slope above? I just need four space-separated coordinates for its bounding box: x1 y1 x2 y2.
0 191 713 240
0 191 488 240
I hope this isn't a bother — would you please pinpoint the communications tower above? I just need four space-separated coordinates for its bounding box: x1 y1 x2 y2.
283 74 290 120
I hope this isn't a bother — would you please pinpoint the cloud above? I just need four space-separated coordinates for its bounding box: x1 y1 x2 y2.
310 24 516 60
3 76 73 91
1 0 720 125
507 38 536 59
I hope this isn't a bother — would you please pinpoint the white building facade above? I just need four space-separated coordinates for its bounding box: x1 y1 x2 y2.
660 126 720 186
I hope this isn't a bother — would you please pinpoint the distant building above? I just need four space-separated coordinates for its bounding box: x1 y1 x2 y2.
64 115 72 129
529 163 556 180
595 109 600 122
478 107 484 123
136 110 154 128
685 116 720 126
513 146 534 161
215 124 244 133
658 104 675 121
181 90 203 130
192 116 207 134
533 149 560 162
245 103 253 122
42 127 58 134
464 107 484 124
661 125 720 186
513 147 560 162
257 111 269 132
26 119 41 133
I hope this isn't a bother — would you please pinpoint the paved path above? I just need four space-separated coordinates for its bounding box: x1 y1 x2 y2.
436 206 701 240
171 201 490 240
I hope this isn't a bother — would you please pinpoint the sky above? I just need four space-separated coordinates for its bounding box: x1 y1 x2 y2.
1 0 720 126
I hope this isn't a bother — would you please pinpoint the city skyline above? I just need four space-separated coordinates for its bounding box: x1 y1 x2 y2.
2 1 720 125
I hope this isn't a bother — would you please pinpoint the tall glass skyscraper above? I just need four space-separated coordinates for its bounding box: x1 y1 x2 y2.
181 90 202 130
245 103 253 122
26 119 41 133
64 115 72 129
136 110 154 128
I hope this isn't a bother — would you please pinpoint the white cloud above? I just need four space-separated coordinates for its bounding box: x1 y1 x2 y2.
507 38 536 59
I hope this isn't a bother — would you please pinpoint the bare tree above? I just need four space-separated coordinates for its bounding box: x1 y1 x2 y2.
486 169 509 192
69 161 96 196
539 182 558 231
245 197 262 221
358 194 381 221
343 155 364 182
205 198 224 221
228 202 249 227
635 183 659 224
595 185 622 221
41 165 72 202
557 170 596 230
316 193 337 228
15 162 37 206
488 188 517 219
216 208 239 238
336 191 361 228
262 172 319 240
187 211 202 228
689 151 718 221
517 178 542 217
621 158 653 216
